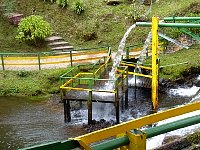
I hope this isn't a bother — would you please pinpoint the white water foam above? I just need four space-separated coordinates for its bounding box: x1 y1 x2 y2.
105 24 137 90
128 76 142 86
169 86 200 97
197 75 200 80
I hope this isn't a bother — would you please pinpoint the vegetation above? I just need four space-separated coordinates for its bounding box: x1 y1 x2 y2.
56 0 68 8
0 0 200 96
0 68 69 97
2 0 16 13
145 44 200 80
0 0 198 53
72 0 85 15
16 15 52 47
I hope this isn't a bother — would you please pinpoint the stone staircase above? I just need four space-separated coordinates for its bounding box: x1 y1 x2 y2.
45 36 74 53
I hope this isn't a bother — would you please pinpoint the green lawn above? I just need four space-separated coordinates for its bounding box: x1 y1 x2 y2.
0 0 199 52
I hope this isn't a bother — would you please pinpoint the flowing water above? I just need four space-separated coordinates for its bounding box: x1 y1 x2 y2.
0 97 86 150
158 32 189 49
105 24 136 90
0 81 200 150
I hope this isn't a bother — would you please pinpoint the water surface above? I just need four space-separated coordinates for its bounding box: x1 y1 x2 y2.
0 97 85 150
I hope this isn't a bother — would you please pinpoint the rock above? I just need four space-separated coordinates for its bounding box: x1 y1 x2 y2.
194 80 200 87
162 135 181 145
106 0 121 6
154 136 191 150
83 32 97 41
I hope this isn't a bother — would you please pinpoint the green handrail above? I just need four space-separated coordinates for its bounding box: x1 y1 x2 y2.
164 17 200 21
136 22 200 28
91 114 200 150
19 114 200 150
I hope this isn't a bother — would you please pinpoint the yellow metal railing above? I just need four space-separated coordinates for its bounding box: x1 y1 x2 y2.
73 101 200 149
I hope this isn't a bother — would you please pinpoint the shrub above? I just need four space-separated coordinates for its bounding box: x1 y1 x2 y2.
16 15 52 46
56 0 68 8
127 1 147 22
72 0 85 15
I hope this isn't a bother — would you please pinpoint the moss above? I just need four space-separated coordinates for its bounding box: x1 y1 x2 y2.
187 131 200 145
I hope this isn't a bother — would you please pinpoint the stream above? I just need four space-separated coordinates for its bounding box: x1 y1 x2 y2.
0 76 200 150
0 97 85 150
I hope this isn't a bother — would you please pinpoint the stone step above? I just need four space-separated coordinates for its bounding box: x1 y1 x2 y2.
45 36 63 42
51 46 74 51
48 41 69 47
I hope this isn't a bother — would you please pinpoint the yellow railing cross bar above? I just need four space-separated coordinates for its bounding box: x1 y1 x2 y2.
62 73 81 87
61 87 89 91
74 101 200 146
120 62 152 70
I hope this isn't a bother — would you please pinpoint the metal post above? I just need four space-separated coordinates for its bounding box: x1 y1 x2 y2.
125 68 128 109
1 54 5 70
88 90 92 125
151 16 159 110
134 75 137 100
115 81 120 124
121 74 124 112
127 130 146 150
70 50 73 67
126 47 130 59
38 52 41 70
125 89 128 109
66 100 71 122
64 99 67 122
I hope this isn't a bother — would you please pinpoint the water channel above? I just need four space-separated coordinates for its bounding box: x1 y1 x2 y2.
1 76 200 150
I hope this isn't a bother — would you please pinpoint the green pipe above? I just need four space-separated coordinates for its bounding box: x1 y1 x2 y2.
92 136 129 150
136 22 200 28
145 113 200 138
91 114 200 150
164 17 200 21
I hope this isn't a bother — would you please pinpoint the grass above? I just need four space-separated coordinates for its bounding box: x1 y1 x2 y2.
145 44 200 80
0 68 70 96
0 63 106 97
0 0 200 96
0 0 199 53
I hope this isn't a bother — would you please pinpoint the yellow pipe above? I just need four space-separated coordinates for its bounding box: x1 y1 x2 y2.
120 63 152 70
151 16 159 110
94 64 106 75
73 50 107 56
62 87 89 91
4 63 39 66
79 73 94 75
92 90 115 93
62 73 81 87
4 57 39 60
117 69 152 78
74 101 200 145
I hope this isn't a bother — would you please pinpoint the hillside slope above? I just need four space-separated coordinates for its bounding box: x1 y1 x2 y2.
0 0 199 52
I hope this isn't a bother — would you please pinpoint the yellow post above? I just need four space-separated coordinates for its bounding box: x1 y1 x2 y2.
127 130 146 150
151 16 159 110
